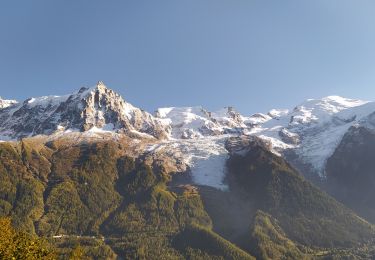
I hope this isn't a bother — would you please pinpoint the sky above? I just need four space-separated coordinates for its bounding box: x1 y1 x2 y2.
1 1 375 115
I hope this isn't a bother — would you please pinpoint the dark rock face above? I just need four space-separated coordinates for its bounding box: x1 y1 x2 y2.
225 135 272 154
326 126 375 223
226 107 243 126
0 82 169 139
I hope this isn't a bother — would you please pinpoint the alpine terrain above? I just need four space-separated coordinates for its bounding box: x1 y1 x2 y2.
1 82 375 259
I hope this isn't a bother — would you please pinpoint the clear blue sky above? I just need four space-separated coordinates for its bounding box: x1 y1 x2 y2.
1 1 375 115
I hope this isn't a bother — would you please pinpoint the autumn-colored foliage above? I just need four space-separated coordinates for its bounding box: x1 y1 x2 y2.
0 217 55 259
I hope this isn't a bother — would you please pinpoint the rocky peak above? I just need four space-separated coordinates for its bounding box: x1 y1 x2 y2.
0 82 169 139
75 82 131 130
225 106 243 125
96 80 106 89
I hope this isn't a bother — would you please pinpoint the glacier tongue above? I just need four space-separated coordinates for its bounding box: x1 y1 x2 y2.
146 136 230 190
154 94 375 182
1 82 375 186
178 137 229 190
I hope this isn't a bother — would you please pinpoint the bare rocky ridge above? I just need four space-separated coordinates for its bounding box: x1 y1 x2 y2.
2 84 375 258
3 84 375 184
0 81 169 139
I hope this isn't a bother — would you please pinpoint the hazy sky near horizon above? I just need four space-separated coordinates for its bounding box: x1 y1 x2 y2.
1 1 375 115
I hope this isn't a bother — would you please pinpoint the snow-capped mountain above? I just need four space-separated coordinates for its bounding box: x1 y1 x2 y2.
153 95 375 179
2 83 375 181
155 106 247 139
0 81 169 139
244 96 374 177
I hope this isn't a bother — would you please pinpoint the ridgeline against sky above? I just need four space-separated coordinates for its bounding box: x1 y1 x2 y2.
1 1 375 114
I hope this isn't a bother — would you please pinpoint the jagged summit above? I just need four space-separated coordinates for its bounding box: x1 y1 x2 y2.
0 82 169 139
79 80 111 94
1 86 375 181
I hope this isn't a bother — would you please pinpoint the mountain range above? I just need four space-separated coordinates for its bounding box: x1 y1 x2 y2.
1 82 375 259
1 82 374 177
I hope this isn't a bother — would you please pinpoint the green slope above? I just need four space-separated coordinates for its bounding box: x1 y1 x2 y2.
0 139 255 259
225 141 375 248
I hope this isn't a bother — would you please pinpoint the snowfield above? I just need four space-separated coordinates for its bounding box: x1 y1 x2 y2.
244 96 372 176
146 136 230 190
2 83 375 188
155 95 375 181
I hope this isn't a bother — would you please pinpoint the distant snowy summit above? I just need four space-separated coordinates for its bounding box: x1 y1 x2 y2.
154 95 375 177
1 82 375 178
0 97 18 109
244 95 373 176
155 106 247 139
0 81 256 141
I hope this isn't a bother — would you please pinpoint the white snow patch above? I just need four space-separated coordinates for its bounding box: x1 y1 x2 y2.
0 98 18 109
150 137 229 190
244 113 272 125
186 138 229 190
268 109 289 118
243 96 372 176
26 95 69 108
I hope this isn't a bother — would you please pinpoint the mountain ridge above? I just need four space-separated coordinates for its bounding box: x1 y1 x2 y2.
0 81 169 140
2 82 375 182
2 83 375 258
